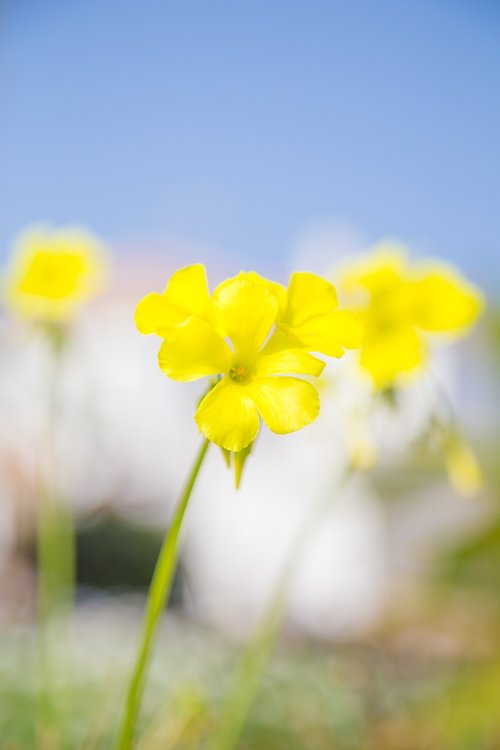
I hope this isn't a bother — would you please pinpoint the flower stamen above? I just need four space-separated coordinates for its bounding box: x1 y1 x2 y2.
229 364 248 383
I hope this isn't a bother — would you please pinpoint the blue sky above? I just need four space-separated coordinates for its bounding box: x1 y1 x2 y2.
1 0 499 284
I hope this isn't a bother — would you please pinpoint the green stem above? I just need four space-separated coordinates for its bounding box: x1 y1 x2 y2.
208 466 353 750
37 491 59 739
115 437 210 750
37 333 74 746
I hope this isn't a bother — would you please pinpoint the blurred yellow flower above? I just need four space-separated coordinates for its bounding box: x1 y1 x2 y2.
339 243 484 388
3 225 107 323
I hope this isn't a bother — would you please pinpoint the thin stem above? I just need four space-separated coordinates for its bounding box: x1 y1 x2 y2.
208 466 354 750
37 490 59 741
37 333 74 747
115 437 210 750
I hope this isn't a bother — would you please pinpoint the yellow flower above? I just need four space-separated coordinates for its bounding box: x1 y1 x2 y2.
339 242 484 388
136 265 363 453
157 275 325 451
3 225 107 322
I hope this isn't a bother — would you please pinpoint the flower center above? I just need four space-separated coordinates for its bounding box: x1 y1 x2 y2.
229 363 249 383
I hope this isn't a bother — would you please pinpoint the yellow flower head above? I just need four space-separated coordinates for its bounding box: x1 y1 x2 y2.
3 225 107 323
339 242 484 388
136 265 360 452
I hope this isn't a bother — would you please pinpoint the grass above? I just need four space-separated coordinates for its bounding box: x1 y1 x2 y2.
2 592 500 750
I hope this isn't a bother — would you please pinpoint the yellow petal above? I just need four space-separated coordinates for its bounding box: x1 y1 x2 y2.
195 378 260 451
215 271 286 316
158 317 231 382
212 276 279 355
339 243 407 296
444 433 483 497
163 264 212 321
411 263 484 335
260 328 304 355
256 348 325 377
283 272 339 327
330 309 363 348
135 264 213 338
290 309 363 357
244 271 287 315
360 327 426 387
135 293 185 336
247 376 320 434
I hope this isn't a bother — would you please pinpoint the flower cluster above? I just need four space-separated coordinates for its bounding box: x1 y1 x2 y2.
3 225 107 323
136 265 361 454
339 242 484 389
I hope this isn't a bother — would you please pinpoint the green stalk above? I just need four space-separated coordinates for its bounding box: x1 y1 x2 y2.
115 437 210 750
208 466 353 750
37 329 74 747
37 490 58 741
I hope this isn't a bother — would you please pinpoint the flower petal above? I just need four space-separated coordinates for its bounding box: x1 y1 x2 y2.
260 328 304 355
283 272 339 327
247 376 320 434
444 432 483 497
163 264 212 321
360 327 426 387
195 378 260 451
411 263 484 335
135 265 213 338
329 309 363 349
158 317 232 382
340 243 407 296
244 271 287 316
135 293 185 336
289 309 363 357
256 348 325 377
213 276 279 354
